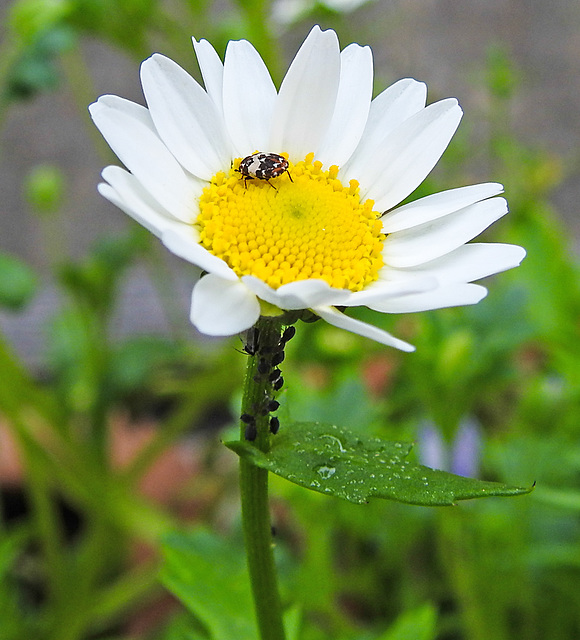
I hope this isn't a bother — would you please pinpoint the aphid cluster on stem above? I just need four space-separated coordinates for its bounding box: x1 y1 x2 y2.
239 323 297 441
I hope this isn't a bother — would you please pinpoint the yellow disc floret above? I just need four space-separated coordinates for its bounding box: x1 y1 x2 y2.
196 153 385 292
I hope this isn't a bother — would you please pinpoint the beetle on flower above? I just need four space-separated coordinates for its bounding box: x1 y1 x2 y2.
89 26 525 352
236 151 293 189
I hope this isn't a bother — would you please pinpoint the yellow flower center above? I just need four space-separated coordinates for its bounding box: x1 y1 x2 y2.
196 153 385 291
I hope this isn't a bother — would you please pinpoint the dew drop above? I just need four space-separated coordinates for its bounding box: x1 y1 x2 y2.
321 434 348 453
315 464 336 480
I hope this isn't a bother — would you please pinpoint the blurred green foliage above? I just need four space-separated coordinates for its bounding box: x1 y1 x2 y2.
0 253 38 310
24 164 66 215
1 2 580 639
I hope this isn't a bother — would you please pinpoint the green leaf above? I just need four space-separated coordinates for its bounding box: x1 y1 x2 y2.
160 529 257 640
161 530 299 640
377 603 437 640
226 421 532 506
110 336 182 393
284 605 302 640
156 611 211 640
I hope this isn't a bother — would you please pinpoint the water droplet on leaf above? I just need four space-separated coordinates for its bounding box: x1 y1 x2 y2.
315 464 336 480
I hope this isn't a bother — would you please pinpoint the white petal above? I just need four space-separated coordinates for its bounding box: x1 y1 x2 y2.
342 275 438 306
99 182 157 231
94 94 155 129
140 54 231 180
361 99 463 212
161 229 238 281
192 37 225 112
242 276 351 309
313 306 415 352
341 78 427 182
100 166 198 235
191 274 260 336
382 182 504 233
368 78 428 127
89 97 199 218
368 283 488 313
315 43 373 168
384 243 527 285
384 197 509 268
223 39 277 156
269 26 340 160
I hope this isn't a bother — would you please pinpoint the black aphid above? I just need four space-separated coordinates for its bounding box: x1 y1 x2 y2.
280 326 296 345
270 416 280 434
244 422 258 441
266 399 280 413
257 358 270 374
269 368 282 382
271 351 285 367
243 327 260 356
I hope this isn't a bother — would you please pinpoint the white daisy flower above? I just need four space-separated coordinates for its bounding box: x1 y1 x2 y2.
89 26 525 352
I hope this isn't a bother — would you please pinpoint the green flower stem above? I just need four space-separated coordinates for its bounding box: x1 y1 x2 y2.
239 317 287 640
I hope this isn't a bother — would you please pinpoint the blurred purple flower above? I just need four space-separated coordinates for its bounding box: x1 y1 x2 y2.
418 417 482 478
451 418 482 478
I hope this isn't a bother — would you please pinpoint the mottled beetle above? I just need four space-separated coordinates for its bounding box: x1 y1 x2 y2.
236 152 293 189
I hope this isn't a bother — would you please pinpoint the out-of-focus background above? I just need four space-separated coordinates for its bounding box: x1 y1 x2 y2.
1 1 579 639
2 0 578 362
